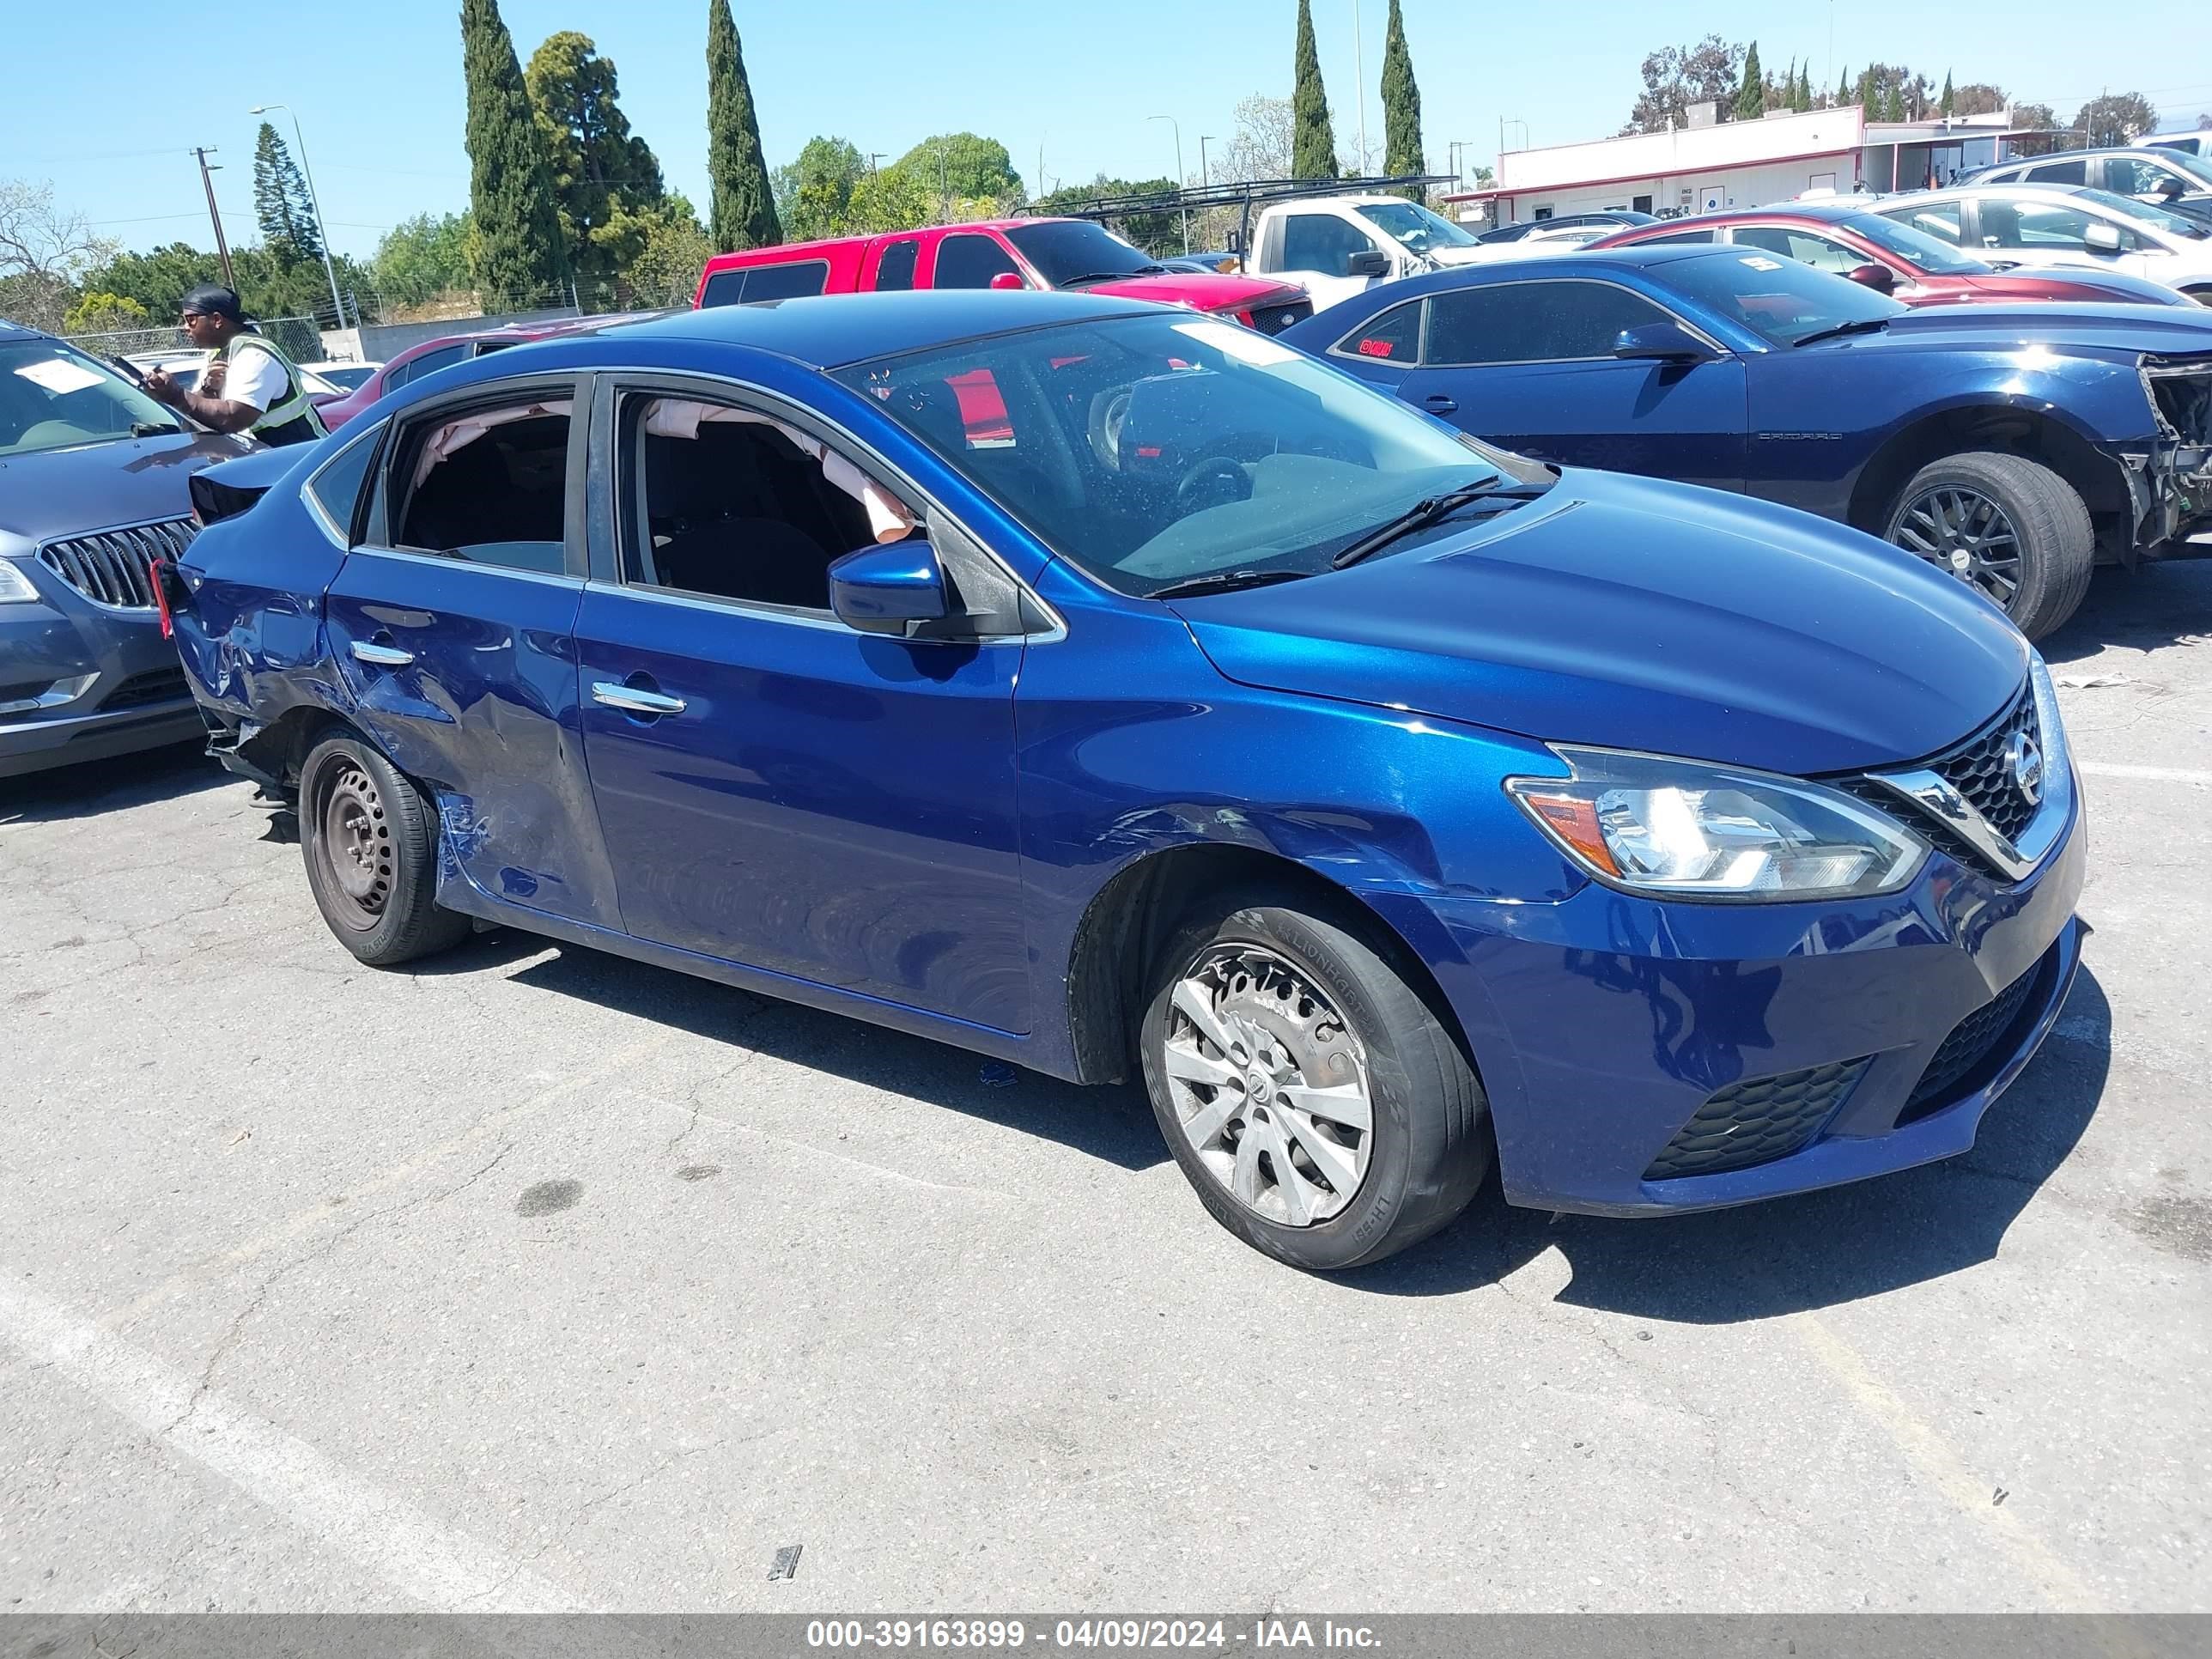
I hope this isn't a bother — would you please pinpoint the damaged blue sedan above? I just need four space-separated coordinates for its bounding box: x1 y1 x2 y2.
163 293 2084 1270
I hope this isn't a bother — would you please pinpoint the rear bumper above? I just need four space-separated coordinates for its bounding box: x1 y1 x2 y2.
1395 790 2087 1217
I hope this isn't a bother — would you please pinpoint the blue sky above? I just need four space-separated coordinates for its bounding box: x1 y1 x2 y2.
5 0 2207 263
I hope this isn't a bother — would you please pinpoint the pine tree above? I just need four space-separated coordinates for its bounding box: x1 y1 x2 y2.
706 0 780 251
1838 64 1851 107
1780 58 1795 113
1379 0 1423 194
252 121 322 265
1799 64 1813 111
1291 0 1337 180
1941 71 1955 117
462 0 569 308
527 32 667 285
1733 41 1764 122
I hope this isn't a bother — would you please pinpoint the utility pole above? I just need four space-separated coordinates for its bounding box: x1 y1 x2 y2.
1200 136 1217 190
1148 115 1188 252
193 148 234 288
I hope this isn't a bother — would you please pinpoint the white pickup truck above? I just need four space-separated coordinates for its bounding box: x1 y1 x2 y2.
1243 194 1600 308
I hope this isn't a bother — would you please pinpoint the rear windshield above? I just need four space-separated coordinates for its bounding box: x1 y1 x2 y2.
0 340 182 458
1003 221 1161 286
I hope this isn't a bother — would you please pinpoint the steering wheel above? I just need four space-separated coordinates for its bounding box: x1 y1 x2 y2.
1086 386 1134 470
1175 456 1252 515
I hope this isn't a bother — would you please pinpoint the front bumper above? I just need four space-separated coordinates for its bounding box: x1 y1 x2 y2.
1392 790 2087 1217
0 575 201 780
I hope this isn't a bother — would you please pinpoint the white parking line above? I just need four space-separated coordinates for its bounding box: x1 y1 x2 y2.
0 1274 576 1611
2076 762 2212 786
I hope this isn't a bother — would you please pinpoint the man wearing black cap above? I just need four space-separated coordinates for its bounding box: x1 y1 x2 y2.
140 284 328 447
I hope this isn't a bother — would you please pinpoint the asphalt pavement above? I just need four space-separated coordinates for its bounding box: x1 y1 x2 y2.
2 560 2208 1614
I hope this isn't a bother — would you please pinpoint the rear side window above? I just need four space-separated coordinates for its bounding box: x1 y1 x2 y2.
392 344 468 388
2024 158 2087 186
306 422 380 542
874 239 921 290
1334 300 1423 362
699 269 748 307
1426 281 1668 365
744 260 831 301
932 234 1021 289
392 397 572 574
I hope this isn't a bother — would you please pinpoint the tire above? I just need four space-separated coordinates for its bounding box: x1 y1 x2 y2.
298 732 471 966
1138 889 1491 1272
1882 450 2094 641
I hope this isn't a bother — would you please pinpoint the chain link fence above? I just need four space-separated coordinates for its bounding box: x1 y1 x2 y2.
63 314 329 367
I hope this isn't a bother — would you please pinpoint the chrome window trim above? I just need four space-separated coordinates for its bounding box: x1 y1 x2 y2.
592 365 1066 647
1416 276 1731 368
301 418 388 550
345 543 584 590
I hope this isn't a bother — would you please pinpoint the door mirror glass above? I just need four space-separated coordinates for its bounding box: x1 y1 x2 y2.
1612 320 1711 362
1346 248 1392 278
2084 222 2124 253
1844 261 1898 293
829 543 950 635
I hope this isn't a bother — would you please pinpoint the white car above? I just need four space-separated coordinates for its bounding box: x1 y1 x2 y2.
1872 184 2212 303
123 349 355 398
303 359 381 392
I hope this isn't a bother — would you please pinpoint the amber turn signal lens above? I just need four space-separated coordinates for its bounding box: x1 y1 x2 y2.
1514 789 1621 876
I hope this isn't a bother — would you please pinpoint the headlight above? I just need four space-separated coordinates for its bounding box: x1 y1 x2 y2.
0 559 41 605
1504 746 1927 901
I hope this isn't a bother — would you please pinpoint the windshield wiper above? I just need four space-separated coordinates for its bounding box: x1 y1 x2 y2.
1058 270 1158 287
1148 568 1316 600
1331 477 1511 569
1792 317 1891 348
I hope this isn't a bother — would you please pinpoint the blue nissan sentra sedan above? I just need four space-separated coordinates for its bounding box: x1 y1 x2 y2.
162 292 2085 1271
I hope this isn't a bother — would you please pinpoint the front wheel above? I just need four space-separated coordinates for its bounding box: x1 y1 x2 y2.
298 732 471 966
1882 450 2094 640
1139 892 1491 1271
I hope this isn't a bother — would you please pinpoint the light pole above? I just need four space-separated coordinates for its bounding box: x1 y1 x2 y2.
248 104 346 332
1148 114 1188 252
1351 0 1368 174
1199 136 1218 191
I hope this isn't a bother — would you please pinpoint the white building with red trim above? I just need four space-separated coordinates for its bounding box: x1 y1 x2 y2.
1447 106 2030 225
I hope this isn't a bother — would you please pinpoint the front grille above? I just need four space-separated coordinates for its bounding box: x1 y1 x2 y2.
1901 958 2044 1121
1248 298 1314 336
37 518 198 611
1644 1058 1871 1181
100 667 189 712
1929 678 2040 844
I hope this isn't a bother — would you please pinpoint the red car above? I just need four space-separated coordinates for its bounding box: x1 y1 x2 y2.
1589 204 2191 307
318 313 632 430
694 217 1314 333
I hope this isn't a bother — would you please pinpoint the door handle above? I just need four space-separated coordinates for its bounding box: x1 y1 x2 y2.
349 640 414 666
1421 393 1459 414
592 681 688 717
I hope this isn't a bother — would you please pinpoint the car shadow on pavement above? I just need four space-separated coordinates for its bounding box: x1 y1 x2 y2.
2040 558 2212 664
0 741 224 826
1345 966 2112 1321
495 940 1170 1173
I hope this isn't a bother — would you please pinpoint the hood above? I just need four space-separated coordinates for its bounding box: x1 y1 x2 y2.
1086 271 1307 313
1425 244 1491 267
1851 301 2212 358
1174 469 2028 777
1957 271 2191 307
0 430 252 550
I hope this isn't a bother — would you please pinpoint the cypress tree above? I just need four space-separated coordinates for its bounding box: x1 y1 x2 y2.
1799 64 1813 111
707 0 781 250
461 0 568 308
1838 64 1851 107
1380 0 1424 194
1941 71 1955 117
1291 0 1337 181
1734 42 1764 122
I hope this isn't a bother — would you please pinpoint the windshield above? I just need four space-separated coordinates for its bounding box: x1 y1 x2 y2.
1003 221 1160 286
2074 187 2210 239
0 339 180 459
837 313 1534 597
2156 149 2212 188
1840 211 1990 274
1355 200 1480 253
1662 250 1906 347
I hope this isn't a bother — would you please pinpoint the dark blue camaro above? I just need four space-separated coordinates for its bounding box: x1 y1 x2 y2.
167 292 2084 1270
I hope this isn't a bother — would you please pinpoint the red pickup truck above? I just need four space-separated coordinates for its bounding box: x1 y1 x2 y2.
693 216 1314 334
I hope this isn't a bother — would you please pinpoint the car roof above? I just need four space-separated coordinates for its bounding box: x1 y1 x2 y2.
702 218 1085 266
575 289 1158 369
0 320 47 343
1616 201 1870 233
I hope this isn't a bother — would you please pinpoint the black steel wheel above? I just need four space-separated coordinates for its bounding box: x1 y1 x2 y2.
299 732 471 966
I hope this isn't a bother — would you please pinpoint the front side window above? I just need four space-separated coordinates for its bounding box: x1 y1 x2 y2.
874 239 921 290
838 313 1529 598
931 234 1022 289
392 397 571 574
620 395 915 611
1978 198 2100 250
2075 187 2209 239
1856 205 1984 270
1426 280 1668 365
1660 251 1905 347
0 339 179 458
1729 226 1867 275
1281 214 1378 276
1354 200 1480 255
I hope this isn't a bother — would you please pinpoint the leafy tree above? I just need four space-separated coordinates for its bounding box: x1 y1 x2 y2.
706 0 779 251
844 166 933 233
619 191 712 306
1624 36 1743 133
1380 0 1424 192
1798 64 1812 110
775 137 866 241
61 291 149 335
892 133 1025 217
2074 93 2157 149
1218 94 1295 182
252 123 323 266
1954 83 2007 117
527 32 666 288
462 0 568 307
1291 0 1337 179
82 240 370 331
1734 42 1764 122
2008 102 2064 152
0 179 114 286
371 211 475 307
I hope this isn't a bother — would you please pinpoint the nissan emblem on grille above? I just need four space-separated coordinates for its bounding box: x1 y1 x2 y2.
2008 729 2045 806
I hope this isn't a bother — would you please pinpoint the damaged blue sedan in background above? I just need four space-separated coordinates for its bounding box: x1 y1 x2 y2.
161 292 2084 1271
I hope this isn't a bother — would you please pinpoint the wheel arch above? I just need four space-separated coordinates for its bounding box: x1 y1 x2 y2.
236 704 360 796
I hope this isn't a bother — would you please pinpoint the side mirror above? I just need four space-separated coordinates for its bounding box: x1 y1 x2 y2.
2084 222 2124 253
1346 248 1392 278
829 543 949 635
1613 321 1713 362
988 270 1027 291
1844 261 1898 294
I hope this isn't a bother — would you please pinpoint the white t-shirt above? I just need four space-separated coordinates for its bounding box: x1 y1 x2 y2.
219 339 289 414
